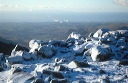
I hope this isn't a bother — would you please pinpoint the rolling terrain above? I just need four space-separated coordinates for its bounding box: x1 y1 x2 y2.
0 22 128 47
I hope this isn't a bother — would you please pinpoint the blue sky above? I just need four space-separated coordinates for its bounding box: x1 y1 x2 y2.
0 0 128 22
0 0 128 12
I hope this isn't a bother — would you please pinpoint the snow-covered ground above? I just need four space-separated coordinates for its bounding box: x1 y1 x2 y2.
0 28 128 83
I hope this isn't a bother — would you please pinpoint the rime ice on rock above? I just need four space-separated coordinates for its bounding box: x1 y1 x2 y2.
93 28 110 38
91 45 112 61
68 32 85 40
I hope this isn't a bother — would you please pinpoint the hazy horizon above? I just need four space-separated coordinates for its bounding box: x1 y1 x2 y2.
0 0 128 22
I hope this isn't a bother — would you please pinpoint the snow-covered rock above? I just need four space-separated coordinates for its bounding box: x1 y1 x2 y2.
68 60 89 68
91 45 112 61
38 45 56 58
22 51 32 60
29 39 42 53
93 28 110 38
73 44 85 54
116 38 126 47
7 56 23 64
68 32 85 40
117 30 128 37
0 28 128 83
68 61 79 68
49 40 68 47
8 50 23 64
29 39 42 49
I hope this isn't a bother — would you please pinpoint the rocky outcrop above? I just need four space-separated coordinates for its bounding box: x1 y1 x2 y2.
0 28 128 83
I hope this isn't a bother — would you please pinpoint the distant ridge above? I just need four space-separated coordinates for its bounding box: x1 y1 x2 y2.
0 37 28 55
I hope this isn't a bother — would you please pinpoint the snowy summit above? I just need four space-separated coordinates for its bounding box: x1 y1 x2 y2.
0 28 128 83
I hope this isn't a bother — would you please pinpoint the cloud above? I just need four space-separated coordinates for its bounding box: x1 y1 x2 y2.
0 3 20 8
114 0 128 6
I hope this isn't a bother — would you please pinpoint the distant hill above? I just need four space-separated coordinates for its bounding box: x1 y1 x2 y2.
97 23 128 30
0 37 16 55
0 22 128 47
0 37 28 55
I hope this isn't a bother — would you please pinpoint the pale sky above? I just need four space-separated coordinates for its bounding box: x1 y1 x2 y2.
0 0 128 12
0 0 128 22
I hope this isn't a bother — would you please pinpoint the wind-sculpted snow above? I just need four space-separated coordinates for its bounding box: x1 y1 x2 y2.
0 28 128 83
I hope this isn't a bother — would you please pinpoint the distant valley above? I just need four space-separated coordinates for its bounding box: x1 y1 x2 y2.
0 22 128 47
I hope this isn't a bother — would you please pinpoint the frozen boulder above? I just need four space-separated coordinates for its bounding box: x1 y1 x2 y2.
52 71 64 78
99 69 106 74
68 32 85 40
42 69 64 78
49 40 68 47
29 39 42 49
68 60 89 68
42 69 52 75
30 51 38 60
38 45 56 58
91 45 112 61
103 31 119 38
116 38 126 47
68 61 79 68
84 41 100 50
11 48 23 57
73 44 86 54
8 49 24 64
7 55 23 64
29 39 42 53
22 51 32 60
8 68 34 83
93 28 110 38
117 30 128 37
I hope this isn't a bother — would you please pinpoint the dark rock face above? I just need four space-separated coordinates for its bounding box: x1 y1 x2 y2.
54 65 67 71
11 68 23 74
72 80 86 83
119 60 128 65
42 70 64 78
0 40 29 55
99 69 106 74
0 66 3 72
0 41 15 55
42 70 52 75
77 61 89 67
52 72 64 79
